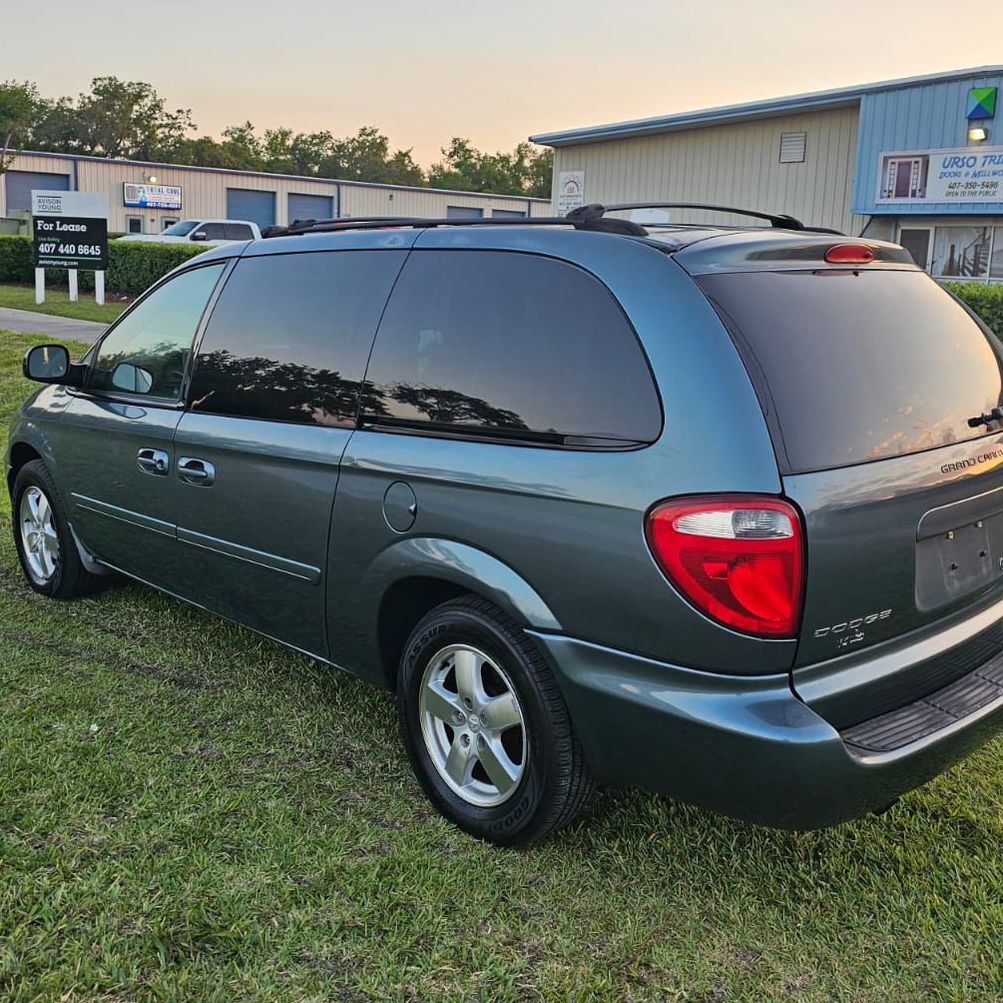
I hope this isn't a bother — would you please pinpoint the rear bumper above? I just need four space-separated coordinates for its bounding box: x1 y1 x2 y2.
530 632 1003 829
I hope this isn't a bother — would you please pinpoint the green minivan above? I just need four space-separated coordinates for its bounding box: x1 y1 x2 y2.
9 206 1003 844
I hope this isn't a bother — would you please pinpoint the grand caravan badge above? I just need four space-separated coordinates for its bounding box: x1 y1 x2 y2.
942 447 1003 475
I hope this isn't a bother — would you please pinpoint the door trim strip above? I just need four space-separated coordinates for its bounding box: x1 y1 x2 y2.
177 526 322 584
70 493 175 538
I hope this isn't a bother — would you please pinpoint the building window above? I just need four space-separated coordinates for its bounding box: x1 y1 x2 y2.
161 218 179 230
931 226 992 280
125 216 144 234
779 132 807 164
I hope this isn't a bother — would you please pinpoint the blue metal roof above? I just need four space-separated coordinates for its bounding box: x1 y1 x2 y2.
530 65 1003 147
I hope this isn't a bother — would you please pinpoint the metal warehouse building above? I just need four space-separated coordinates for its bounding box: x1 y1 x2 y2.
532 65 1003 282
0 151 549 234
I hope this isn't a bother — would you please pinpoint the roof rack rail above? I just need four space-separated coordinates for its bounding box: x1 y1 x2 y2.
261 212 646 238
260 201 814 239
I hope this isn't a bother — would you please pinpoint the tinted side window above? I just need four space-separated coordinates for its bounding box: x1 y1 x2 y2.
224 223 254 240
362 251 661 445
196 223 227 240
189 250 406 426
90 263 225 399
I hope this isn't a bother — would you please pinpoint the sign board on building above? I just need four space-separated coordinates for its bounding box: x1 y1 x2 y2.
876 145 1003 204
557 170 585 215
123 182 182 210
31 190 109 270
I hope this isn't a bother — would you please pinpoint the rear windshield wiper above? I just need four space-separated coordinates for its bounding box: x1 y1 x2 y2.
967 406 1003 428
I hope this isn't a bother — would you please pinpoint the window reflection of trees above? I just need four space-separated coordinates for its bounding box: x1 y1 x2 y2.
191 350 531 431
191 349 376 427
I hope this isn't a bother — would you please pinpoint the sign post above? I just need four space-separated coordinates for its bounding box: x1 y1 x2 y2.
31 190 109 305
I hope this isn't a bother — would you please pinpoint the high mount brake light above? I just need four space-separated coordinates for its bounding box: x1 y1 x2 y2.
645 496 805 638
824 243 876 265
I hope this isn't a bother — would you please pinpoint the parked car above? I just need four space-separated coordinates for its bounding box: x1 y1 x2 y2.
9 204 1003 845
123 219 261 245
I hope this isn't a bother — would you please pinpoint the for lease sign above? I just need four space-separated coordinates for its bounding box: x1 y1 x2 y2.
31 190 109 270
877 146 1003 204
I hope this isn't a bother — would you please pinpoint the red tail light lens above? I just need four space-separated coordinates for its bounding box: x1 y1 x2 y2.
824 243 875 265
645 496 805 638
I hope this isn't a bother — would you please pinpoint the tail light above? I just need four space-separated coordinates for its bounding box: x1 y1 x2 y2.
645 496 805 638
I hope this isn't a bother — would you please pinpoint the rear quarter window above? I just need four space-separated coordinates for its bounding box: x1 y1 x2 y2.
698 269 1003 473
361 250 662 446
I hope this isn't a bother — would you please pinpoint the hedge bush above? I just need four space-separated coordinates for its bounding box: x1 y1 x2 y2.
943 281 1003 336
0 235 210 294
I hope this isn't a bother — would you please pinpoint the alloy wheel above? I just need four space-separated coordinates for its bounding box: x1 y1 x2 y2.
19 486 59 584
418 643 527 807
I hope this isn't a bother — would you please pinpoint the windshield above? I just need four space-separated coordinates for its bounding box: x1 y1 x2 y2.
698 269 1003 473
161 220 199 236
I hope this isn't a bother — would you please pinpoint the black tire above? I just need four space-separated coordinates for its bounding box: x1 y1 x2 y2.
397 596 591 845
11 460 105 599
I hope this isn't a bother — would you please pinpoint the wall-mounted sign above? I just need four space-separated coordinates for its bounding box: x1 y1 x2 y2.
31 189 108 270
557 170 585 215
876 145 1003 204
123 182 182 210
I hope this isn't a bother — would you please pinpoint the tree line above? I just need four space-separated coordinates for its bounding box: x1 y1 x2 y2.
0 77 552 197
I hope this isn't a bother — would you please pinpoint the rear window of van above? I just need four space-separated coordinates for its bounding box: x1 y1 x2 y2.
698 269 1003 473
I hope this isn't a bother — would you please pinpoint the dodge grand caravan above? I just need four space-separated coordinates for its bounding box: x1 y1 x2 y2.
9 203 1003 845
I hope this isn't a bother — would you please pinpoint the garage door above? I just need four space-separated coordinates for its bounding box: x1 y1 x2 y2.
288 192 334 223
4 170 70 212
446 205 484 219
226 188 276 230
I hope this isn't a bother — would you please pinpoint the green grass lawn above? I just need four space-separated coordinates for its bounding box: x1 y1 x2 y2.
1 330 1002 1001
0 284 128 324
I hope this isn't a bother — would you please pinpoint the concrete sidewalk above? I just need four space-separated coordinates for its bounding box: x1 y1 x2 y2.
0 307 107 345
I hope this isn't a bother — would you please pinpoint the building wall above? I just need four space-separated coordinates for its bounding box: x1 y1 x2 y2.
854 69 1003 217
550 106 865 234
0 152 549 230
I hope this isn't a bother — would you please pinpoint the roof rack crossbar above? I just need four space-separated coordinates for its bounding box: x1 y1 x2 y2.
575 202 806 230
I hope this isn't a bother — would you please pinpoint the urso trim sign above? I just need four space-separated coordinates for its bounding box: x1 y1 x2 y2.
877 145 1003 204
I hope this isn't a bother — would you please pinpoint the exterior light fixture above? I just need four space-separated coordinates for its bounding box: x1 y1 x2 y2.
967 126 988 143
146 174 158 184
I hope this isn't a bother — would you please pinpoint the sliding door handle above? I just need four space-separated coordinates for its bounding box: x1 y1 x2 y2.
137 448 169 476
178 456 215 487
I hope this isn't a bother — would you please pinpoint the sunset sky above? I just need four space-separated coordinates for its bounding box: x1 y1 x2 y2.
6 0 1001 165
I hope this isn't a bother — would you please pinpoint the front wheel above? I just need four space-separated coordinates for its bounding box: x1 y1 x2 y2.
397 596 591 845
12 460 105 599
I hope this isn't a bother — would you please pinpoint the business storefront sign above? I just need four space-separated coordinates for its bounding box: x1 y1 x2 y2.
31 190 108 270
123 182 182 210
557 170 585 214
877 145 1003 204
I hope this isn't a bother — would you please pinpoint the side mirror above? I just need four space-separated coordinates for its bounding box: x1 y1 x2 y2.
111 362 154 394
190 230 209 242
23 344 73 384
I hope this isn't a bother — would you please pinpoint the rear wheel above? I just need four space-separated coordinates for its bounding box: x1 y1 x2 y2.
398 596 591 845
12 460 104 599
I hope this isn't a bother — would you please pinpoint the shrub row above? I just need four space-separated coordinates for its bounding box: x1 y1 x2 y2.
943 281 1003 336
0 235 210 295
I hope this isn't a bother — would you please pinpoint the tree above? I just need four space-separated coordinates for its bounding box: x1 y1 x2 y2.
31 77 193 160
0 80 40 174
319 126 425 186
428 138 552 197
